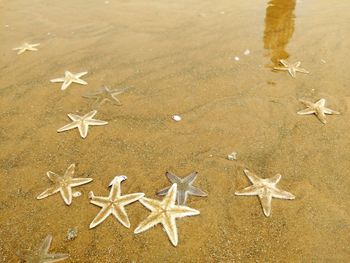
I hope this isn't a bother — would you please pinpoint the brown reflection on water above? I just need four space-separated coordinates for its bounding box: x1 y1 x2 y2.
264 0 296 65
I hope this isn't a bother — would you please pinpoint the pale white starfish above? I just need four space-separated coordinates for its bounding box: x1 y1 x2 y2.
297 98 340 124
89 175 144 229
50 71 88 90
37 164 93 205
235 169 295 217
134 183 200 246
274 59 309 78
157 171 207 205
13 42 40 55
17 235 68 263
57 110 108 138
83 86 126 107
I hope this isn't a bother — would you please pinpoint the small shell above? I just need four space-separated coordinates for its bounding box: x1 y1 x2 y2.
227 152 237 160
234 56 240 61
172 115 182 122
72 191 81 198
244 49 250 55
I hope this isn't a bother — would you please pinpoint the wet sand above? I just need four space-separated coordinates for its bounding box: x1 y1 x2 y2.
1 0 350 262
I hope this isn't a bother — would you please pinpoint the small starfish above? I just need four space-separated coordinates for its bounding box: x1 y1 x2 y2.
134 183 200 246
157 171 207 205
235 169 295 217
274 59 309 78
297 98 340 124
83 86 126 107
50 71 88 90
89 175 144 229
57 110 108 138
37 164 93 205
17 235 68 263
13 42 40 55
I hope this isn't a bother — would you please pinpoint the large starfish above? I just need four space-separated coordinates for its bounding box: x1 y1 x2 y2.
57 110 108 138
235 169 295 217
274 59 309 78
50 71 88 90
13 42 40 55
157 171 207 205
83 86 126 107
297 98 340 124
17 235 68 263
37 164 93 205
89 175 144 229
134 183 200 246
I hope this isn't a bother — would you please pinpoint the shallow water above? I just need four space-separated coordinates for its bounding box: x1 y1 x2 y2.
1 0 350 262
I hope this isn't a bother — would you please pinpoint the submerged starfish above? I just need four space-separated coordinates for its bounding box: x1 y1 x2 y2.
17 235 68 263
50 71 88 90
83 86 126 107
235 169 295 217
134 183 200 246
37 164 93 205
13 42 40 55
274 59 309 78
157 171 207 205
57 110 108 138
89 175 144 229
297 98 340 124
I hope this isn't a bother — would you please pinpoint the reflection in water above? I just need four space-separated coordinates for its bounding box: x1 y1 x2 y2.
264 0 296 65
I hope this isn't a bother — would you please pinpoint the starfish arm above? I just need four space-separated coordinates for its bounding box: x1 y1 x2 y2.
27 47 38 51
109 96 122 105
134 212 162 234
42 253 69 262
70 178 93 187
39 235 53 253
169 205 200 218
67 114 82 121
279 59 289 67
17 49 26 55
316 98 326 107
187 185 208 197
46 171 61 183
37 187 60 200
31 43 40 47
294 61 301 67
138 197 162 211
16 249 34 261
298 99 314 108
164 184 177 207
75 71 88 78
273 67 289 71
50 77 65 83
85 119 108 126
73 78 88 85
266 174 281 185
59 186 73 205
297 108 316 115
235 185 260 196
61 79 73 90
89 206 112 229
259 192 273 217
84 110 98 119
271 188 295 200
109 181 121 199
77 123 89 138
177 190 187 205
288 68 296 78
161 216 178 246
112 205 131 228
118 193 145 206
323 107 340 115
296 68 309 74
183 171 198 184
57 121 79 133
243 169 261 184
90 195 110 207
165 171 181 183
156 186 170 196
64 164 75 178
316 111 327 124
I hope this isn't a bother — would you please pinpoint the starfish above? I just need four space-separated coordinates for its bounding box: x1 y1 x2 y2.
274 59 309 78
83 86 126 107
235 169 295 217
89 175 144 229
157 171 207 205
134 183 200 246
50 71 88 90
17 235 68 263
297 98 340 124
13 42 40 55
57 110 108 138
37 164 93 205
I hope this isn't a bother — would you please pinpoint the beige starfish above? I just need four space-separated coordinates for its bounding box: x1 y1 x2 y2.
37 164 93 205
235 169 295 217
297 98 340 124
50 71 88 90
57 110 108 138
13 42 40 55
83 86 126 107
274 59 309 78
134 183 200 246
89 175 144 229
17 235 68 263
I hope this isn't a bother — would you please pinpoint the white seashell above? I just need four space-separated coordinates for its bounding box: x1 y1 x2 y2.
244 49 250 55
172 115 182 122
72 191 81 197
234 56 240 61
227 152 237 160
